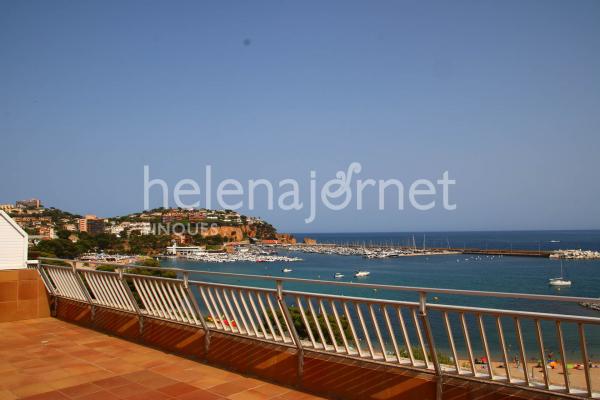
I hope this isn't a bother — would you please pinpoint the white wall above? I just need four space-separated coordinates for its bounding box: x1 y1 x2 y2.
0 210 28 270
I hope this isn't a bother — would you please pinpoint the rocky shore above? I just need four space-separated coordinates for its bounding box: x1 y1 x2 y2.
550 249 600 259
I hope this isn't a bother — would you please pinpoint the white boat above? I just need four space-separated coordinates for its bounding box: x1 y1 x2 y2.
354 270 370 277
282 268 293 273
334 273 344 279
549 278 571 286
549 261 571 286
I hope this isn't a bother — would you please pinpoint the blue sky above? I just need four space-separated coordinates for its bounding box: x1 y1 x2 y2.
1 1 599 232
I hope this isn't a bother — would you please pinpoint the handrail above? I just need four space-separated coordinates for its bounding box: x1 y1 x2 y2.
36 257 600 398
39 257 600 305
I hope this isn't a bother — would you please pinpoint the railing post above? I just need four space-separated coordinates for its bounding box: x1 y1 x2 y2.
35 261 56 296
70 261 95 322
419 291 443 400
116 266 144 334
183 272 211 355
276 279 304 385
578 323 593 397
36 261 58 316
419 292 427 316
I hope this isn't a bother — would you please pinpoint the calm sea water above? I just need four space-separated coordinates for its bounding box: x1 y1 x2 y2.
293 230 600 252
161 230 600 360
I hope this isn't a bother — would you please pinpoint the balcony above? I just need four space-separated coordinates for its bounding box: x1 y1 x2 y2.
0 317 322 400
4 258 600 399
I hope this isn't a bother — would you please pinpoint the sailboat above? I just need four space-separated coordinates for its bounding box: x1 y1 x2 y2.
549 261 571 286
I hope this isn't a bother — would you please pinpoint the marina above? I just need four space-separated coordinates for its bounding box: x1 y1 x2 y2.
280 242 600 259
181 250 302 263
282 243 461 258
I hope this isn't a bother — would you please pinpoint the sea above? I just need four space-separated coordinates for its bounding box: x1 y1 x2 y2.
160 230 600 361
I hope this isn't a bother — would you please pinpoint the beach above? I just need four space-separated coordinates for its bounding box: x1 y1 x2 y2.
456 359 600 392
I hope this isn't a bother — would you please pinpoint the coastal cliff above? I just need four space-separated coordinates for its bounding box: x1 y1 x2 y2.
200 225 256 242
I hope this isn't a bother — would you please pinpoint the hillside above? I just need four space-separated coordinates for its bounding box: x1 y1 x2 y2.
6 204 280 259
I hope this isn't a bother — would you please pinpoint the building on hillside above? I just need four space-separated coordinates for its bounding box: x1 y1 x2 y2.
37 226 56 240
12 216 52 227
161 210 187 223
78 215 92 232
86 219 105 235
62 223 78 232
0 204 16 213
0 210 28 270
188 212 206 222
247 216 263 224
109 222 152 237
78 215 105 235
16 198 41 209
78 214 95 232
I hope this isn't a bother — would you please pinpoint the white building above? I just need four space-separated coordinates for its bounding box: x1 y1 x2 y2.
110 222 152 237
0 210 29 270
0 204 15 213
166 241 206 256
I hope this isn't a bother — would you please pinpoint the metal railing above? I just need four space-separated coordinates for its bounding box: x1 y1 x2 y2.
36 258 600 399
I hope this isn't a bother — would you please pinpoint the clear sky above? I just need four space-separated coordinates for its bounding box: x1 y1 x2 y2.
1 0 599 233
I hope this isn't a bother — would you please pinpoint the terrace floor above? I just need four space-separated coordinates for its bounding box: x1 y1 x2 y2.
0 318 324 400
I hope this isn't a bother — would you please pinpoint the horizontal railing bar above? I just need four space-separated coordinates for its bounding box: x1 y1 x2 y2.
428 303 600 324
283 289 420 308
90 299 139 315
39 257 600 305
40 263 73 270
285 290 600 324
120 273 181 284
191 280 277 294
82 268 132 277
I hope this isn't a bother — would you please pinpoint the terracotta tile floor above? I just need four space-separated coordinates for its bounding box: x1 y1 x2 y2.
0 318 325 400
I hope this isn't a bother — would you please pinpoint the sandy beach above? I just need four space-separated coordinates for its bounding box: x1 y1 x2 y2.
456 359 600 392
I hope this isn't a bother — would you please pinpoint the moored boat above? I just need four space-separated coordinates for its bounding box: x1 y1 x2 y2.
549 261 571 286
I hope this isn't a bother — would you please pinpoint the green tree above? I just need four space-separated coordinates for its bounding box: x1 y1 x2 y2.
56 230 71 240
267 306 354 346
34 239 79 259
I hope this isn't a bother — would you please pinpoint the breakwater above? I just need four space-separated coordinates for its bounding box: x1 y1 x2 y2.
284 243 551 258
